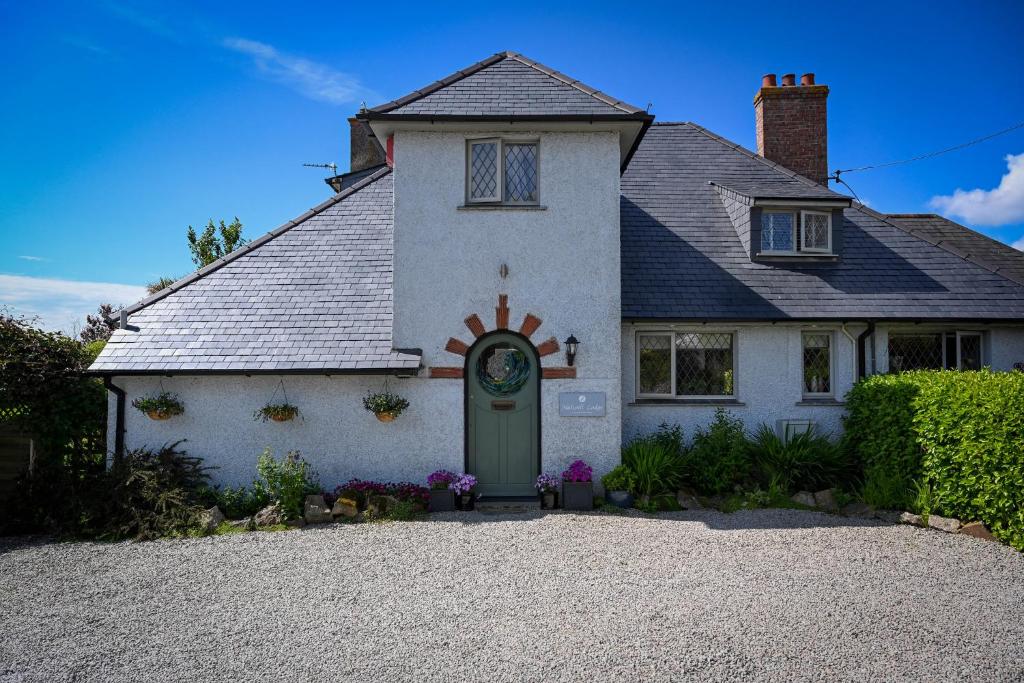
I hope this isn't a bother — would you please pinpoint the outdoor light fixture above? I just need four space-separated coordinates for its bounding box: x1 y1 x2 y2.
564 334 580 366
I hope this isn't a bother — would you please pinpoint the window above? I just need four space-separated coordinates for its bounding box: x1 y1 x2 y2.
760 210 832 254
466 139 538 204
888 332 983 372
637 331 735 398
802 332 832 395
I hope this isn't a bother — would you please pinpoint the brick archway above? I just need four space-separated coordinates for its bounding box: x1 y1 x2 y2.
429 293 576 379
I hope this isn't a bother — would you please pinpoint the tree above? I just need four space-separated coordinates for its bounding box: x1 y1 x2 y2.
146 276 177 295
186 217 247 267
80 303 118 343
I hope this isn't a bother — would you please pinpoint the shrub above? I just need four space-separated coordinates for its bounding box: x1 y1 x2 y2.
749 424 851 493
844 370 1024 550
98 441 210 540
601 464 638 493
684 409 751 495
256 449 319 520
199 483 271 519
622 437 684 499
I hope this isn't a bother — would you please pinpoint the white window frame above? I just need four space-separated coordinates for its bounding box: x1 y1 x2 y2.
466 138 501 204
799 210 832 253
635 330 737 400
801 330 834 397
760 210 797 254
465 137 539 205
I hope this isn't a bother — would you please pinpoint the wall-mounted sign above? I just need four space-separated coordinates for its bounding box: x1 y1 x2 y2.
558 392 606 417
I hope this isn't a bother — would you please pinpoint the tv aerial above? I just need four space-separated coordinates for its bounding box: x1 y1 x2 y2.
303 162 338 177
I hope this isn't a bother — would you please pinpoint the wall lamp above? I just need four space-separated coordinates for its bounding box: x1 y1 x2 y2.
564 335 580 367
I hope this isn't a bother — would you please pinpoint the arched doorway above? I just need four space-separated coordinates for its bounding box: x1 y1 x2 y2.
465 331 540 497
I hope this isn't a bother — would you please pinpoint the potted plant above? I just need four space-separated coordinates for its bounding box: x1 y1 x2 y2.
561 459 594 511
452 473 478 511
131 391 184 421
253 402 300 423
601 464 637 509
427 470 457 512
536 472 560 510
363 390 410 423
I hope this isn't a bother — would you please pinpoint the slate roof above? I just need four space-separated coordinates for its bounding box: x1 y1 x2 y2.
90 168 422 375
364 51 646 118
621 122 1024 321
885 214 1024 285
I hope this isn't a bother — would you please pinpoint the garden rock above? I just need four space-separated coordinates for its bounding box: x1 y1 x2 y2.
332 498 359 519
254 504 285 527
367 495 399 517
959 521 997 542
791 491 816 507
304 495 333 524
899 512 923 526
813 489 838 511
841 502 873 518
873 510 903 524
228 517 254 530
199 506 225 533
928 515 961 533
676 491 703 510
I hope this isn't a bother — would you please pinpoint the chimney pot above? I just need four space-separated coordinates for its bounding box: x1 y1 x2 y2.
754 72 829 185
761 73 777 88
800 73 815 86
781 73 796 87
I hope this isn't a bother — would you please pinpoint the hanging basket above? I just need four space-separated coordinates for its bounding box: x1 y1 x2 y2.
146 409 175 421
374 410 398 423
132 391 184 421
363 382 409 423
253 381 301 424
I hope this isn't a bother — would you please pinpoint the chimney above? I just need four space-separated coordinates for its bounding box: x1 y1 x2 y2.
348 117 386 173
754 72 829 185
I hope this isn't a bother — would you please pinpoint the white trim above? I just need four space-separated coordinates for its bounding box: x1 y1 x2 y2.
755 199 850 208
801 330 834 398
800 210 832 253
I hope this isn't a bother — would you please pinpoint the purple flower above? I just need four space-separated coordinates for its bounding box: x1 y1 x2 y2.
561 459 593 483
427 469 458 490
450 473 477 494
535 472 560 493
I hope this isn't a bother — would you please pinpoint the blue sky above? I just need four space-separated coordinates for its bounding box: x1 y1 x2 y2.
2 0 1023 333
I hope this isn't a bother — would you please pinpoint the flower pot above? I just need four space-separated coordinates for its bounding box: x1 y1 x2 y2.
146 410 173 421
269 413 293 422
374 411 397 423
428 489 455 512
607 490 634 509
456 492 476 511
562 481 594 511
540 491 558 510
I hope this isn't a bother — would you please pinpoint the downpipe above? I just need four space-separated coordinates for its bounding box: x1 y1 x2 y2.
103 376 126 463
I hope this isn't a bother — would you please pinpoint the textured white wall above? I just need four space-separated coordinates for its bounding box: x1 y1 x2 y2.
391 129 623 480
621 323 862 444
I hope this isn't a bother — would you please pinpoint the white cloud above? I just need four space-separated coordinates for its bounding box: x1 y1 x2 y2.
18 255 48 262
222 37 378 105
930 153 1024 226
0 274 147 336
1011 236 1024 252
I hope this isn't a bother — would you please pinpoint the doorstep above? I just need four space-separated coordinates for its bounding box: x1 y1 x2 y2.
475 496 541 514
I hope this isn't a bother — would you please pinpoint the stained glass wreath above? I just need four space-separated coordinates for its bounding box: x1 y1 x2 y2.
476 344 531 397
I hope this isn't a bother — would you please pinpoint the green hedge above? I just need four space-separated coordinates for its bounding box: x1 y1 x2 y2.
844 370 1024 550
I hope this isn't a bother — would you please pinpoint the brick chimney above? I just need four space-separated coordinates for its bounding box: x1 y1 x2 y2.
349 117 386 172
754 73 829 185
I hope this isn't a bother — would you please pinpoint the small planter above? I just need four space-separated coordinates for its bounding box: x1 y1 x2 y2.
540 491 558 510
132 391 184 421
428 489 455 512
607 490 634 509
562 481 594 511
374 411 397 423
146 409 174 421
456 492 476 511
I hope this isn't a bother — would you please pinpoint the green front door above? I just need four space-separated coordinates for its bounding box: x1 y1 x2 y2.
466 333 539 497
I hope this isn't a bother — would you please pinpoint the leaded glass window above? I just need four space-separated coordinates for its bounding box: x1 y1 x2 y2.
504 143 538 203
638 334 672 395
802 332 832 395
761 212 795 252
888 334 943 371
958 333 982 370
468 140 499 202
675 333 734 396
801 211 831 252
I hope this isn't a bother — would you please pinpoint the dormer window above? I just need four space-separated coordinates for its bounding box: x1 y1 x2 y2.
467 138 538 205
760 209 833 254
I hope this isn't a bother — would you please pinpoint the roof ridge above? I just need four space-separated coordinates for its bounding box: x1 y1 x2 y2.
367 50 643 116
113 166 394 320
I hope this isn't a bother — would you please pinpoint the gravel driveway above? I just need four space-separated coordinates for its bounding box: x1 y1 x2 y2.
2 508 1022 682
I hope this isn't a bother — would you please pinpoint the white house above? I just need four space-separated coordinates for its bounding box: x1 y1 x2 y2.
90 52 1024 495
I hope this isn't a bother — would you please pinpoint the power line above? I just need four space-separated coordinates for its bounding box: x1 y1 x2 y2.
830 120 1024 181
